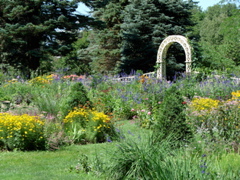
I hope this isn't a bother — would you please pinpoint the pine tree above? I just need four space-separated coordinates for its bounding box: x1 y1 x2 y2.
0 0 93 77
120 0 195 74
84 0 129 74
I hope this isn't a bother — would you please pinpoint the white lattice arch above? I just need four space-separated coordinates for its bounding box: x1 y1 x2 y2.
156 35 192 79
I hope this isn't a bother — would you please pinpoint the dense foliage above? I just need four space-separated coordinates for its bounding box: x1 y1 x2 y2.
0 1 239 77
199 3 240 72
0 0 93 77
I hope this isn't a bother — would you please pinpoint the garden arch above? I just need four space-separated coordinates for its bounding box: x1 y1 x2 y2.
156 35 192 80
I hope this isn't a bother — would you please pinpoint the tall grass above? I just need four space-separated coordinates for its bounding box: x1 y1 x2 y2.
31 81 71 119
99 132 240 180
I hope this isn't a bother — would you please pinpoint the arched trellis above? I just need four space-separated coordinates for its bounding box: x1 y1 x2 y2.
156 35 192 80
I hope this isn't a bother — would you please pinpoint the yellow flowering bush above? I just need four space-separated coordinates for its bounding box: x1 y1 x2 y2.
231 90 240 100
28 74 55 86
63 107 115 143
3 79 18 88
0 113 45 150
187 92 240 143
190 97 220 111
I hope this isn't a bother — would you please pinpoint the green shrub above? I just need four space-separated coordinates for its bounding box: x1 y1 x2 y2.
63 107 116 144
44 121 70 151
152 84 192 144
60 82 92 118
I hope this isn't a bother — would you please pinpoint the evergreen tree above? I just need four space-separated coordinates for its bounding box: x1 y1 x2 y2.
120 0 195 74
83 0 129 74
55 31 92 75
0 0 94 77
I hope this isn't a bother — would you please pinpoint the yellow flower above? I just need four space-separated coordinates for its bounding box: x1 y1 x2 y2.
0 113 44 141
190 97 219 111
63 107 112 133
231 90 240 100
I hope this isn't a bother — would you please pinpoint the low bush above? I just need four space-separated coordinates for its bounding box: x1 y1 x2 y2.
63 107 116 144
0 113 45 150
187 90 240 144
60 82 92 118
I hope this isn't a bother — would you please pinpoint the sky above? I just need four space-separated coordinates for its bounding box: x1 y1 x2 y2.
197 0 220 10
76 0 221 15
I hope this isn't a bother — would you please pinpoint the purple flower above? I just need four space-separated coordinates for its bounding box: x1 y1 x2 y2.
106 137 112 142
128 130 134 136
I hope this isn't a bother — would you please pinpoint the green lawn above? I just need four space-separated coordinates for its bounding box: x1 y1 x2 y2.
0 120 146 180
0 144 110 180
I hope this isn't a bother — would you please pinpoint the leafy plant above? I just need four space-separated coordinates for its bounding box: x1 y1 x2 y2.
63 107 116 143
60 82 92 118
0 113 45 150
152 84 192 144
187 90 240 143
31 81 70 120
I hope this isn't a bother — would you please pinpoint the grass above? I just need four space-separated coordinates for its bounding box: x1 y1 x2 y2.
0 120 147 180
0 144 109 180
1 117 240 180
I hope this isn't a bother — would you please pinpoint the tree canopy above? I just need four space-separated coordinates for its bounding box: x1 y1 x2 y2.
1 0 239 77
199 3 239 70
0 0 93 77
81 0 195 75
120 0 195 74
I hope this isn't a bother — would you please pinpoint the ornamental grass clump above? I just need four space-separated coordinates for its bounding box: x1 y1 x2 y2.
63 107 116 144
0 113 45 151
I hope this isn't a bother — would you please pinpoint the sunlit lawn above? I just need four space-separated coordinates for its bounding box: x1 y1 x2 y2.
0 120 147 180
0 144 109 180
